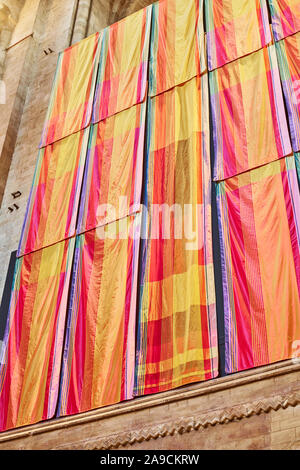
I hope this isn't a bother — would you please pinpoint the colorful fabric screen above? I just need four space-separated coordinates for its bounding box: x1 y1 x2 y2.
275 32 300 152
269 0 300 41
92 6 152 124
210 46 292 181
149 0 205 97
78 103 146 233
295 152 300 183
217 157 300 374
0 239 75 432
18 129 90 257
134 76 218 397
58 215 141 416
40 33 100 147
206 0 271 71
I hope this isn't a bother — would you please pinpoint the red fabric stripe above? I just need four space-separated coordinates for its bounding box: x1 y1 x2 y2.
226 188 254 371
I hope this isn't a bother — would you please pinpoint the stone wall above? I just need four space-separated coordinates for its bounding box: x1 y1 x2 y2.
0 360 299 450
0 0 299 451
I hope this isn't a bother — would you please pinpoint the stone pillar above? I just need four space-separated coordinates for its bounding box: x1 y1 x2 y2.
71 0 91 45
1 0 24 23
0 6 14 78
0 1 24 78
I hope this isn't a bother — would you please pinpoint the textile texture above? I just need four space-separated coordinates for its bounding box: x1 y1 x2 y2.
149 0 205 97
78 103 146 233
210 46 292 181
0 239 75 432
295 152 300 182
134 76 218 397
92 6 152 123
18 129 89 257
58 215 141 416
269 0 300 40
275 32 300 152
40 33 100 147
206 0 271 71
217 157 300 374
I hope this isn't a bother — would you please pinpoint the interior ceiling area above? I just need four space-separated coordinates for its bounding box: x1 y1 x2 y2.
100 0 155 25
0 0 24 27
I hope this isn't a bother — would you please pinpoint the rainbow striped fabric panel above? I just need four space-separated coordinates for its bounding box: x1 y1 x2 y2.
217 157 300 374
0 239 75 432
269 0 300 41
134 76 218 397
18 129 89 257
92 6 152 123
210 46 292 181
57 215 141 416
149 0 205 97
275 32 300 152
206 0 271 71
78 103 146 233
40 33 100 147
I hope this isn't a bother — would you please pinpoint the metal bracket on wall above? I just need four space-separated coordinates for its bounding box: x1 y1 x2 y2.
11 191 21 199
8 191 21 212
43 48 54 55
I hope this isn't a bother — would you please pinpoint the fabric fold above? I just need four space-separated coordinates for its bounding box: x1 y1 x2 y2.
217 157 300 374
40 33 100 147
18 128 90 257
210 46 292 181
0 239 75 432
57 214 141 417
92 6 152 124
134 76 218 397
269 0 300 41
206 0 271 71
275 32 300 152
149 0 206 97
295 152 300 183
78 103 146 234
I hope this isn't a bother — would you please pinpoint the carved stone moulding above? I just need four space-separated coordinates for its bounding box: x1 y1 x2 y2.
0 359 299 449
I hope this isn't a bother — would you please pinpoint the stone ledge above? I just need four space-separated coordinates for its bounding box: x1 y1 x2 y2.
60 388 300 450
0 359 299 449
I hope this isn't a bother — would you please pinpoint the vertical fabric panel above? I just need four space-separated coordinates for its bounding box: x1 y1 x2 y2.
0 252 17 342
40 33 100 147
18 129 90 257
78 103 146 233
58 215 141 416
0 239 75 432
275 32 300 152
92 6 152 123
149 0 205 97
210 46 292 181
295 152 300 183
217 157 300 374
269 0 300 41
206 0 271 71
135 76 218 397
